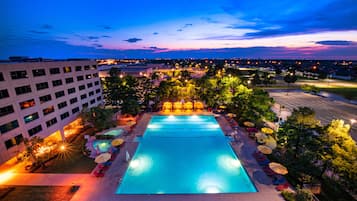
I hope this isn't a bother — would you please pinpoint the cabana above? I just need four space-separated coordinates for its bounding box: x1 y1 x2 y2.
194 101 204 111
183 101 193 112
173 101 183 112
162 101 172 112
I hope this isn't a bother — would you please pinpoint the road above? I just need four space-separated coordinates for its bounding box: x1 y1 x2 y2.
269 90 357 141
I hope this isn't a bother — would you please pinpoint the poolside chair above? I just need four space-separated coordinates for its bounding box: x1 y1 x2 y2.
273 176 287 185
258 159 270 166
263 166 276 177
275 182 289 191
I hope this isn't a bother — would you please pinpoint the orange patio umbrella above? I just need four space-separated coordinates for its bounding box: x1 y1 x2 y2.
243 121 255 127
269 162 288 175
261 127 274 135
257 145 272 154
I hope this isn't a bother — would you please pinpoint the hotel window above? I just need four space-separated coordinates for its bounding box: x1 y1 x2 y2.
24 112 39 123
90 99 95 104
0 89 9 99
70 97 78 104
85 74 92 79
65 77 74 84
46 117 57 127
95 89 101 94
55 91 65 98
82 103 88 108
72 107 79 114
80 94 87 100
0 120 19 134
36 82 49 90
89 91 94 96
0 72 4 81
87 83 93 88
63 66 72 73
32 69 46 77
75 66 82 71
58 101 67 109
97 96 102 101
15 85 32 95
77 75 84 81
94 81 99 86
60 112 70 120
93 73 98 77
4 134 24 149
10 70 28 79
52 79 63 87
19 99 36 109
84 65 90 70
39 94 52 103
49 68 60 74
28 125 42 136
43 106 55 116
68 87 76 94
79 85 85 91
0 105 14 117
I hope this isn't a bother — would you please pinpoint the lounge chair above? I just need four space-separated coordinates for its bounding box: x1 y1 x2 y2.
263 166 276 177
273 175 287 185
275 182 289 191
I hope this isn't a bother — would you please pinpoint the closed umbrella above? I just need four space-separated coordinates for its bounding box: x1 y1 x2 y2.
257 145 272 154
261 127 274 135
244 121 255 127
269 162 288 175
111 138 125 147
265 136 277 149
95 153 111 163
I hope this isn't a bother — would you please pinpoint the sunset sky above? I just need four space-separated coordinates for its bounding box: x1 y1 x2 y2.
1 0 357 59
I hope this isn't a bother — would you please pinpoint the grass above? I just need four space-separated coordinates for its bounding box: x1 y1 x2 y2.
318 87 357 100
0 186 77 201
33 134 96 174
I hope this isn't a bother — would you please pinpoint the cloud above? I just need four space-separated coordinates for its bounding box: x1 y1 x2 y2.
177 23 193 32
177 29 183 32
183 23 193 28
41 24 53 29
29 30 49 34
315 40 356 46
124 38 142 43
196 35 243 40
101 35 111 38
201 17 220 24
103 26 112 30
88 36 99 40
153 32 159 35
92 43 103 48
224 0 357 39
98 25 112 30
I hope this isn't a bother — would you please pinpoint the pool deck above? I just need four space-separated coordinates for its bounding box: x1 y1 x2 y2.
1 113 284 201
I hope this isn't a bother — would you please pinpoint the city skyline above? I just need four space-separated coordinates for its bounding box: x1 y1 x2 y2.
1 0 357 59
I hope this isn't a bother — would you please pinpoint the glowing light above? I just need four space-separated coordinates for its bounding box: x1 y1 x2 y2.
129 155 153 175
190 115 200 120
60 145 66 151
100 142 107 147
218 155 242 171
198 174 223 194
167 115 176 121
207 124 220 129
0 170 14 184
147 124 160 129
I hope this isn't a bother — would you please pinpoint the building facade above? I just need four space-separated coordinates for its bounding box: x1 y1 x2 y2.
0 60 102 164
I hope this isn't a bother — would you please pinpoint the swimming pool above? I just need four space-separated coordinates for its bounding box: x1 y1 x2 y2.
116 115 257 194
92 140 111 153
103 128 124 137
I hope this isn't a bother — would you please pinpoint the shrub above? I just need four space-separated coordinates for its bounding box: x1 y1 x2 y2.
281 190 295 201
296 188 313 201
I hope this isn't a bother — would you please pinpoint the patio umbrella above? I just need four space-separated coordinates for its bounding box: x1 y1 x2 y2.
257 145 272 154
227 113 237 118
269 162 288 175
255 132 267 139
244 121 255 127
95 153 111 164
261 127 274 135
111 138 125 147
127 121 136 126
265 136 277 149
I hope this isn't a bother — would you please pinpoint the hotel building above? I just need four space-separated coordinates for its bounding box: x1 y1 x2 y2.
0 59 102 164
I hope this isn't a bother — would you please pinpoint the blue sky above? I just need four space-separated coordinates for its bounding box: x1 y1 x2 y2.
1 0 357 59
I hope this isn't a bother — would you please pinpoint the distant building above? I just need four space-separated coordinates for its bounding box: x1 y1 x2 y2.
0 59 102 164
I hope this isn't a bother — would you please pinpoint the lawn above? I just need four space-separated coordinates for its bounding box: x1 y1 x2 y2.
0 186 77 201
33 134 96 174
319 87 357 100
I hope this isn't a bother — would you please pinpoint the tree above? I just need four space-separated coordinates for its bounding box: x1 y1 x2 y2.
319 120 357 192
104 67 121 106
23 136 46 168
284 71 297 95
80 106 115 131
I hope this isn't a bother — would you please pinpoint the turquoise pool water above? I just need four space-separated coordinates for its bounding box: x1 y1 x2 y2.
116 115 257 194
92 140 111 153
104 129 124 137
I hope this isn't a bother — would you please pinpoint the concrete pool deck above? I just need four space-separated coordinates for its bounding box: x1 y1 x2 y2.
1 113 284 201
